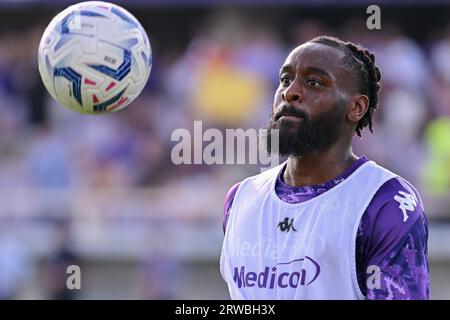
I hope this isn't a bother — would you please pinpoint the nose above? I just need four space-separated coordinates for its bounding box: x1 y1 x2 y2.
281 81 302 103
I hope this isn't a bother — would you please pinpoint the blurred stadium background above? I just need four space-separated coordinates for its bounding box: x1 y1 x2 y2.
0 0 449 299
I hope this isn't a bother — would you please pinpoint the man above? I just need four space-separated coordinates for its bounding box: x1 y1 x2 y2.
220 36 430 300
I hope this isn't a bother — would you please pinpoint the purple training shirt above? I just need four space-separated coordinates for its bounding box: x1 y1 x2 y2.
223 156 430 300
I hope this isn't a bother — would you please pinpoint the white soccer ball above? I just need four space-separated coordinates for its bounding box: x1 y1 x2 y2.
38 1 152 114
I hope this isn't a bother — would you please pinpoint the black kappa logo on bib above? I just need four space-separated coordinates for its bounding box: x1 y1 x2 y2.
277 217 297 232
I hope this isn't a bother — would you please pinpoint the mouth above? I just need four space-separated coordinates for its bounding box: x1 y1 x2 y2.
277 114 304 122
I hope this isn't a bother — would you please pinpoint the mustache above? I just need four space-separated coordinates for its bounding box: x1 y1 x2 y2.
273 105 308 122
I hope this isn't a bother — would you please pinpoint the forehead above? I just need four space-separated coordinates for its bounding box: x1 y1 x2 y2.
282 42 351 79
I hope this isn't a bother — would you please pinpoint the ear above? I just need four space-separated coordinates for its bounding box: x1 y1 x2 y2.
347 95 369 124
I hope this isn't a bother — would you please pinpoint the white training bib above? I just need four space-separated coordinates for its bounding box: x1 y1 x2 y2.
220 160 397 300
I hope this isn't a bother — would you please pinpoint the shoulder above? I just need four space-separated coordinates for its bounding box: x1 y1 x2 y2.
224 182 241 215
223 163 286 214
370 176 425 227
222 182 241 233
221 164 285 233
361 175 428 262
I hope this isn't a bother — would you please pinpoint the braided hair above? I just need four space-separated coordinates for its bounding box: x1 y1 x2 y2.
309 36 381 137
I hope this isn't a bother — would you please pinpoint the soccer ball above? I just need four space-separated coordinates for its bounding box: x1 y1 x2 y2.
38 1 152 114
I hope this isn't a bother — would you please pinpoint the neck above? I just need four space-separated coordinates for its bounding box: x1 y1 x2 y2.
283 144 358 187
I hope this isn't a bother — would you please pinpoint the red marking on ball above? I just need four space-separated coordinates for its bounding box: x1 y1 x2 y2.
84 78 96 86
105 81 116 92
108 96 128 111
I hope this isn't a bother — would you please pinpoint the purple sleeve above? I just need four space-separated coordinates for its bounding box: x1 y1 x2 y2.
223 182 241 233
356 177 430 300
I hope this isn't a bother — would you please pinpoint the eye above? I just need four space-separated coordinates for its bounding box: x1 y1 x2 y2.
306 78 322 88
280 74 292 86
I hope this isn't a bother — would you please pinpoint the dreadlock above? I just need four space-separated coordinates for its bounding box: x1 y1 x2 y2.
309 36 381 137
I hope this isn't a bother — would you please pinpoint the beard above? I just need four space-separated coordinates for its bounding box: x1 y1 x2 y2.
264 101 346 157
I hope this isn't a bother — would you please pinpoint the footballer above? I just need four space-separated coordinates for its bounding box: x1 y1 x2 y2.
220 36 430 300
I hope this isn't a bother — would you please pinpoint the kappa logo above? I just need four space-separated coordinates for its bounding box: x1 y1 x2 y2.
277 217 296 232
393 191 417 222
